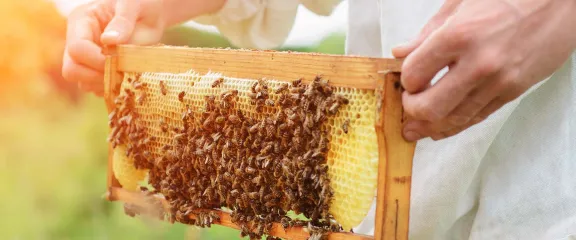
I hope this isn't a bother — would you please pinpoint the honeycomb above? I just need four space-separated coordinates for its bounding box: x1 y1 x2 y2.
112 70 379 231
112 145 148 191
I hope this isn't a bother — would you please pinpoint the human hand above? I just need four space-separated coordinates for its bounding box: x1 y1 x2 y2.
62 0 165 96
392 0 576 141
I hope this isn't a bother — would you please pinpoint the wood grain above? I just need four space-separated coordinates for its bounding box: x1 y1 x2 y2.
114 45 403 90
108 187 373 240
103 53 122 194
374 72 416 240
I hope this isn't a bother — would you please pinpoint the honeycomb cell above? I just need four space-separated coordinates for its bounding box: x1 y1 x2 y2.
117 71 379 231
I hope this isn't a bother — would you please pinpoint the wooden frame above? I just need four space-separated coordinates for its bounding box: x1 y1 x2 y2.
103 45 416 240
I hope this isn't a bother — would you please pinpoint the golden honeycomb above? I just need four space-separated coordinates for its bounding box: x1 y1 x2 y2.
112 145 148 191
112 70 379 231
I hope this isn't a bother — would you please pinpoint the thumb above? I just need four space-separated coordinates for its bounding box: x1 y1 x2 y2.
101 0 141 45
392 0 462 58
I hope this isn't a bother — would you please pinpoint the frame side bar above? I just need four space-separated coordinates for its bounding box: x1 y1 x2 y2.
374 72 415 240
104 47 123 198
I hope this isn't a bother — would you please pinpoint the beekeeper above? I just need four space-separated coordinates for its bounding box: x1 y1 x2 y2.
62 0 576 239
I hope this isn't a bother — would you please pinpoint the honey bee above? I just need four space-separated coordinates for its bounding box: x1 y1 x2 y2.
265 125 275 138
215 116 226 124
273 141 281 154
262 157 272 170
338 95 350 105
194 148 204 156
209 211 221 222
240 193 249 206
133 81 147 91
159 80 167 95
284 188 295 201
328 102 340 114
277 94 288 106
245 167 256 174
203 187 213 198
249 122 260 134
248 192 259 200
136 92 146 105
260 144 273 155
289 93 300 103
319 79 333 94
274 83 289 94
285 109 297 121
265 99 275 107
258 78 268 89
228 115 241 124
205 95 216 111
221 89 238 102
304 84 315 97
160 119 168 132
251 81 258 93
212 77 224 88
255 222 265 236
342 118 350 134
315 110 326 124
203 117 214 130
292 78 302 87
178 91 185 102
224 172 233 182
174 133 186 144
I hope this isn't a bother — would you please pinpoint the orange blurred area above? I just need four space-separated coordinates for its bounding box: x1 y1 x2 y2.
0 0 78 108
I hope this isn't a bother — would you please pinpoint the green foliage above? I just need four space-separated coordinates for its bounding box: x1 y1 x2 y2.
162 25 233 49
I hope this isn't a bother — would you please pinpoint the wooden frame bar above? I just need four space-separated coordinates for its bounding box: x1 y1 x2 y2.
103 45 415 240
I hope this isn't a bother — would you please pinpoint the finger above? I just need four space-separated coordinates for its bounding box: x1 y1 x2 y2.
65 7 106 72
433 97 508 140
101 0 141 45
402 57 485 122
402 120 437 141
62 55 105 86
66 4 101 42
399 25 461 93
441 76 503 127
436 123 470 140
403 74 517 141
470 97 508 124
67 40 106 71
392 0 463 58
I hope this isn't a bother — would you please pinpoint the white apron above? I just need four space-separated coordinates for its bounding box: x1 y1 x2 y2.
348 1 576 239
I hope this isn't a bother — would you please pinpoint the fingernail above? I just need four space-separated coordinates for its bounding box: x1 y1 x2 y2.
404 130 422 142
102 30 120 41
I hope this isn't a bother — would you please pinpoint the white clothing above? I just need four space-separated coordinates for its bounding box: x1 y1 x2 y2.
200 0 576 239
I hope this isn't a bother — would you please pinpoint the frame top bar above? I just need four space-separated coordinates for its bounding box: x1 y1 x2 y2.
112 45 403 90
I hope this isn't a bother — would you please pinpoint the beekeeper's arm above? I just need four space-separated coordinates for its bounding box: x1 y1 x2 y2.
62 0 340 96
191 0 341 49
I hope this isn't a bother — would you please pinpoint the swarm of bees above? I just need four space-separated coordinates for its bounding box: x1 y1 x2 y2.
108 74 351 240
108 75 155 170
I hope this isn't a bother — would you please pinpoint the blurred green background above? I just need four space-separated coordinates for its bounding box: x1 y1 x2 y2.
0 2 345 239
